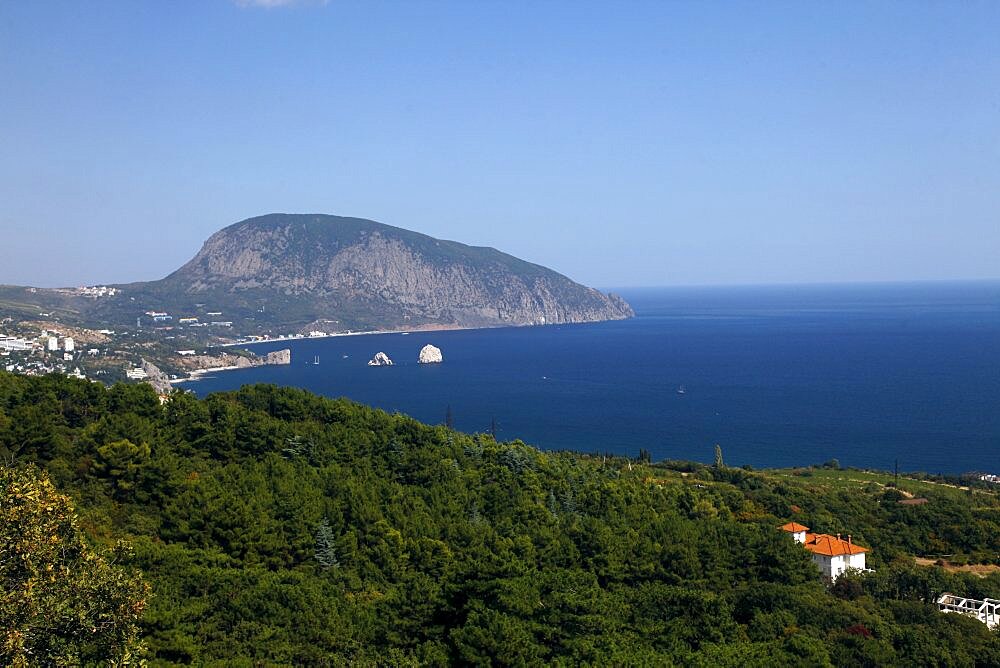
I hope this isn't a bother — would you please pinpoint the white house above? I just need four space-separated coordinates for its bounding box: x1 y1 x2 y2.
780 523 869 580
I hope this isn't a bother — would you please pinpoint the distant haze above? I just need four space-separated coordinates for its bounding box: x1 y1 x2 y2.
1 3 998 288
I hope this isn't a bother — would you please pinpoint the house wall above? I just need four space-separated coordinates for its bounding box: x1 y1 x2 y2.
846 552 866 570
811 553 867 579
812 554 855 579
812 554 833 578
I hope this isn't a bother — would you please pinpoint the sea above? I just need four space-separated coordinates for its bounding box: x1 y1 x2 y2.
188 282 1000 475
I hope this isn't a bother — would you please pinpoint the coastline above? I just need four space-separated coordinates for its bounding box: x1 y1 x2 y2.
216 323 472 349
169 364 250 384
175 323 474 384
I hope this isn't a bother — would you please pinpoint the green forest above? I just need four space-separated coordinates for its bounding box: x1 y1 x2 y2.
2 371 1000 666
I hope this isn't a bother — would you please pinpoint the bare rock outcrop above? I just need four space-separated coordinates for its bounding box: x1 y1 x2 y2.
418 344 443 364
150 214 634 332
368 352 393 366
141 359 173 395
265 349 291 365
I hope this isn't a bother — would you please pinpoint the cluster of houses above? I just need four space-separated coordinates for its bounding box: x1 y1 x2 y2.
72 285 118 298
1 328 113 381
144 311 232 329
49 285 120 299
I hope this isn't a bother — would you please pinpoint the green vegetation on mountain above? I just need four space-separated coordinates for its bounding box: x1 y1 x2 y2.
2 371 1000 665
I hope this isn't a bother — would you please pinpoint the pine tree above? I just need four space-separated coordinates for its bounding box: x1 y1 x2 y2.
387 440 404 476
560 486 577 515
314 518 340 569
714 444 725 470
547 490 560 516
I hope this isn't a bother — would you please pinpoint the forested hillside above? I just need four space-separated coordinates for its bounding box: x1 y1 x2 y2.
2 371 1000 666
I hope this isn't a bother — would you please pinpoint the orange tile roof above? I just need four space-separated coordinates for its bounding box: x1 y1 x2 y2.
779 522 810 533
803 533 869 556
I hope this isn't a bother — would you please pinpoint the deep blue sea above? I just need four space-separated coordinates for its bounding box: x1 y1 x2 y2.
189 282 1000 475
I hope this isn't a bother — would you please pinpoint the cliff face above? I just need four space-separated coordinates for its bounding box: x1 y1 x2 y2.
149 214 633 331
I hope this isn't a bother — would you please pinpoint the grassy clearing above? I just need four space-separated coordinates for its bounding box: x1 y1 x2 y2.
764 466 986 501
914 557 1000 578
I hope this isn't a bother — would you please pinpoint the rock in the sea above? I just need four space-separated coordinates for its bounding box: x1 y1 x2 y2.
265 349 292 365
418 344 443 364
368 351 393 366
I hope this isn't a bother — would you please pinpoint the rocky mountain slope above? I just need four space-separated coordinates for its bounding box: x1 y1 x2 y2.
123 214 632 332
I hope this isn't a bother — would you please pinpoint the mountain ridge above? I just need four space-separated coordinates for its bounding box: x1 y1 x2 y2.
0 214 633 337
130 213 633 333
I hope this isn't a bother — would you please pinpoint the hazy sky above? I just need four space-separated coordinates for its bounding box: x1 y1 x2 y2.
1 1 998 288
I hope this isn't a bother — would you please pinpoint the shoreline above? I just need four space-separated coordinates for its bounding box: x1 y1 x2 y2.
216 323 473 349
175 317 628 385
169 364 251 384
176 323 474 384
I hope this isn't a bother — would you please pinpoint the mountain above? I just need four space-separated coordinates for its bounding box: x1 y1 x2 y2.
120 214 633 333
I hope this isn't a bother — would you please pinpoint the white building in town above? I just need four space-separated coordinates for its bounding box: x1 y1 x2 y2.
64 337 75 352
47 336 59 351
0 336 34 352
780 522 869 580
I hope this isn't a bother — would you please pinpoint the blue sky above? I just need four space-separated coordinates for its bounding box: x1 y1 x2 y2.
1 1 998 287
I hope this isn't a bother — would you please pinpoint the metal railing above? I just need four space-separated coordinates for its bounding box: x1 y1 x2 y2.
938 593 1000 629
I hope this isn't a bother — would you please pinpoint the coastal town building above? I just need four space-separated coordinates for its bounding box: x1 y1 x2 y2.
780 522 870 580
0 336 35 351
